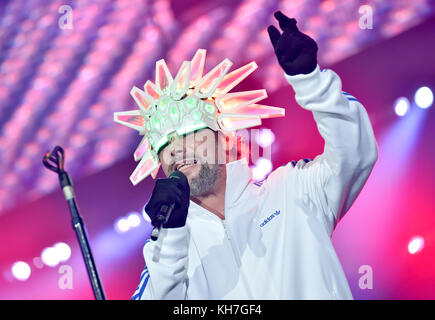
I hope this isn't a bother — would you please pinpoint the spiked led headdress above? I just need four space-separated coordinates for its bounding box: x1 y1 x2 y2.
114 49 285 185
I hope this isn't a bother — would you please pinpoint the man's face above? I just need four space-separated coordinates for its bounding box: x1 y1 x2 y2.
158 128 225 197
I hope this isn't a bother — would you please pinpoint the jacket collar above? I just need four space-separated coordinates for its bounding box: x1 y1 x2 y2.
188 157 251 218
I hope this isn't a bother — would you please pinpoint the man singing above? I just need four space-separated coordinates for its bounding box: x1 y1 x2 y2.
117 11 378 299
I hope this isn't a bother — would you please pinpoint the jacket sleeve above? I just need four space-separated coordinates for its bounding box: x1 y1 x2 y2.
131 226 189 300
281 65 378 235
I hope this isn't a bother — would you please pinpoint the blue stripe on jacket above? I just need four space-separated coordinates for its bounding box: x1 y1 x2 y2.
342 91 360 103
131 267 150 300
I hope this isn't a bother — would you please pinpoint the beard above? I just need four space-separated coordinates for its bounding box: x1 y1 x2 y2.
188 163 223 197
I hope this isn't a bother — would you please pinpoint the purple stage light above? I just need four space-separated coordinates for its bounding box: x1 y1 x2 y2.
11 261 31 281
408 236 425 254
414 86 433 109
251 157 273 181
394 97 410 116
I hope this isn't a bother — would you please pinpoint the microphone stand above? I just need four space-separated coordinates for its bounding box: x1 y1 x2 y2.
43 146 106 300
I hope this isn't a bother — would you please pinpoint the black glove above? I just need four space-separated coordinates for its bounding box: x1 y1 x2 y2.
145 171 190 229
267 11 318 76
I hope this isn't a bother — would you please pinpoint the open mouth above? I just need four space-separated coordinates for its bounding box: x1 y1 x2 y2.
174 159 198 173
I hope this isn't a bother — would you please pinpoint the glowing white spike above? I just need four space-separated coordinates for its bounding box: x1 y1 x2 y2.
130 86 155 112
171 61 191 100
213 61 258 97
155 59 173 94
114 111 146 133
189 49 206 88
195 58 232 98
215 89 267 112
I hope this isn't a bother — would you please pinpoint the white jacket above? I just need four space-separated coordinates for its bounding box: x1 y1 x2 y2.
131 65 378 300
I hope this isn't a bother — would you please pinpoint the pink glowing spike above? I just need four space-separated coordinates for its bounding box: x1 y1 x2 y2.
221 104 285 118
195 58 232 98
151 163 161 179
189 49 206 88
134 136 151 161
130 87 155 112
171 61 191 100
114 111 146 132
215 89 267 112
130 151 159 185
155 59 173 94
144 80 160 101
218 114 262 131
212 61 258 97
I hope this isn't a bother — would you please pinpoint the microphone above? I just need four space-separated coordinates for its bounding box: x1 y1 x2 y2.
150 170 187 241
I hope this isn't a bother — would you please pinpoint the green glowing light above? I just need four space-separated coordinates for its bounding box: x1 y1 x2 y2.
169 103 180 123
185 97 197 109
159 96 168 111
152 117 161 131
175 86 183 95
204 103 215 113
192 110 202 121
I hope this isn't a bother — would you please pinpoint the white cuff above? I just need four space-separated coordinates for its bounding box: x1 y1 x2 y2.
283 65 323 97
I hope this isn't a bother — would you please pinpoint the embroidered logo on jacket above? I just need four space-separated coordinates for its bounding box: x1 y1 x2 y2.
259 210 281 228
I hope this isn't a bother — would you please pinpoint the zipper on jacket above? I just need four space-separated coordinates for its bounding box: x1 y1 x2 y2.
198 208 253 298
222 220 241 267
222 219 253 299
200 209 242 267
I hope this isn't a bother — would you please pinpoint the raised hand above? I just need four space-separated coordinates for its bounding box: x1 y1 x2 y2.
267 11 318 76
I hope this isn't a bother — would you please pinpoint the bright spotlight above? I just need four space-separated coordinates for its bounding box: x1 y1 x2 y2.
394 97 410 116
11 261 31 281
41 247 60 267
127 212 141 228
408 236 424 254
414 86 433 109
256 129 275 148
53 242 71 262
115 217 130 233
252 157 273 181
